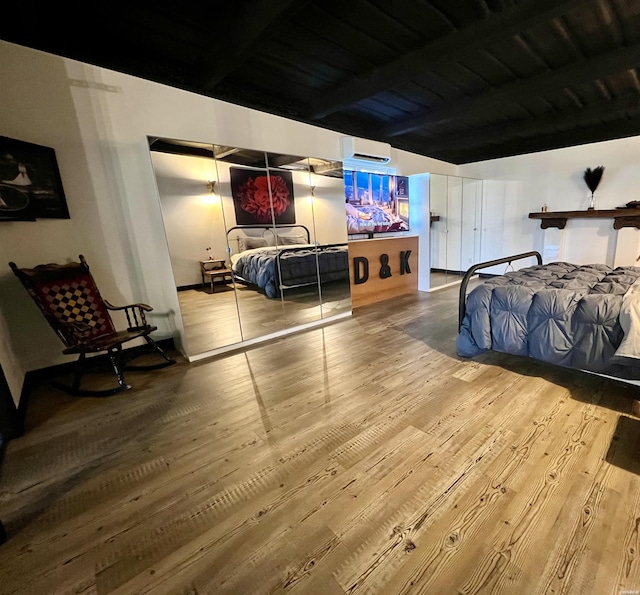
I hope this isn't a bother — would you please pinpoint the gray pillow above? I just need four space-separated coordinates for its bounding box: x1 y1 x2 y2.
238 237 269 252
277 235 307 245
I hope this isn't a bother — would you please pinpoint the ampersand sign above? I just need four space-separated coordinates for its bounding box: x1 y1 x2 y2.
379 254 392 279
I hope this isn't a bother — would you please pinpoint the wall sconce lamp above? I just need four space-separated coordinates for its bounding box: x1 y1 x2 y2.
202 179 220 205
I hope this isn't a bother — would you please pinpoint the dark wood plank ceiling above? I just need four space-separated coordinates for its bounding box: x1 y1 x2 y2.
3 0 640 164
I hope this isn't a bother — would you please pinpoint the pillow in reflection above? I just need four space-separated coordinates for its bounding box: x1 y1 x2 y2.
238 237 270 252
277 235 307 245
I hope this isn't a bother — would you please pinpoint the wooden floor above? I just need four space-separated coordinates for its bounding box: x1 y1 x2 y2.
2 285 640 594
430 270 463 289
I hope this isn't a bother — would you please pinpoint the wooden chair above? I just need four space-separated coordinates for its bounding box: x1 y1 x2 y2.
9 255 176 397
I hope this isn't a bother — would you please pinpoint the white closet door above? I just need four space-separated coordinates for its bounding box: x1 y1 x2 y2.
446 176 463 273
461 178 482 271
430 174 448 270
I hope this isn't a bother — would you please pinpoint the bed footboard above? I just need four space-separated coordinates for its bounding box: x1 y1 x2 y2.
275 243 349 290
458 251 542 330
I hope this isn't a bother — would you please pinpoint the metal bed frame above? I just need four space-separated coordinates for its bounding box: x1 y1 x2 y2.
227 224 349 294
458 251 543 330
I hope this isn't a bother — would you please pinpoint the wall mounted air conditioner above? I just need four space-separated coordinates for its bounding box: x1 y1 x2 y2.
341 136 392 164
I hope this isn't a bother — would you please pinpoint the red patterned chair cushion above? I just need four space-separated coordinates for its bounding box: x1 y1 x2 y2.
32 273 115 340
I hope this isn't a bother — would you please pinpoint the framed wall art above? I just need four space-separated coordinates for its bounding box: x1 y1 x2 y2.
0 135 69 221
230 166 295 225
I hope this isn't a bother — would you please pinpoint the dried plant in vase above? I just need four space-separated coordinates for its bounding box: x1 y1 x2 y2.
583 166 605 210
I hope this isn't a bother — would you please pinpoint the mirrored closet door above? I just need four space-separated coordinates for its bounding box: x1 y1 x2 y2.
149 138 351 358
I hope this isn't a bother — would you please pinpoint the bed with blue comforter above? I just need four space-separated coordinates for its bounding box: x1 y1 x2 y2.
457 260 640 379
232 244 349 298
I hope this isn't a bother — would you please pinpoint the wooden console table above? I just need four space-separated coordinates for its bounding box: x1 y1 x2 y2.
349 236 418 308
529 208 640 230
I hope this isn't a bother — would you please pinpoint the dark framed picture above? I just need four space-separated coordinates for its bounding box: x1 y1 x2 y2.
0 135 69 220
393 175 409 198
230 166 295 225
0 183 35 221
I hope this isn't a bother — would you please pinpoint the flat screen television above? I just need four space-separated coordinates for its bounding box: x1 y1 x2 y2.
344 170 409 236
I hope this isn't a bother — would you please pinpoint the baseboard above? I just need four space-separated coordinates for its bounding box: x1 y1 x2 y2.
431 267 466 275
177 284 202 291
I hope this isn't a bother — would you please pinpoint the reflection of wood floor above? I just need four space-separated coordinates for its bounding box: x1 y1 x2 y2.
3 284 640 593
178 280 352 355
430 270 464 289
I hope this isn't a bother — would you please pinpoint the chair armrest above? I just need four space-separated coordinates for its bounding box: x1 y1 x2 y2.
103 300 153 331
103 300 153 312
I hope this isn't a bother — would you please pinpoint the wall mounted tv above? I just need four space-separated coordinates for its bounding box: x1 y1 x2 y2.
344 170 409 236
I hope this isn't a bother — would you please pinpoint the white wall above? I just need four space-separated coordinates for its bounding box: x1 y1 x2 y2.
150 152 223 287
308 175 349 246
408 173 430 291
0 40 455 406
459 136 640 271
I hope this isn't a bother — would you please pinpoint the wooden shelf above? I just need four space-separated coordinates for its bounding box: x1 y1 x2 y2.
528 208 640 230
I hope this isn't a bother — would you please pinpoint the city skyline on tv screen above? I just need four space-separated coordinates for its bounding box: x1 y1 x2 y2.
344 171 409 235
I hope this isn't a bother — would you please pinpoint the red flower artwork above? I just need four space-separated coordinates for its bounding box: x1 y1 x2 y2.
238 175 291 223
231 167 295 226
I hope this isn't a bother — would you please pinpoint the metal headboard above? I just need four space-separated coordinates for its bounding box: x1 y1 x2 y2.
226 224 311 247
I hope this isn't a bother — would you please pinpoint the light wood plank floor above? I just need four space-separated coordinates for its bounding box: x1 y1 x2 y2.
430 270 463 289
2 285 640 594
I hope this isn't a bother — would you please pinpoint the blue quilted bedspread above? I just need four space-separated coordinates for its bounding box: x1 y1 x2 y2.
457 262 640 378
233 245 349 298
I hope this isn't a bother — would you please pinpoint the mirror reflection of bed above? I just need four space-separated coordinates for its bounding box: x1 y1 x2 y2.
149 139 352 358
227 224 350 341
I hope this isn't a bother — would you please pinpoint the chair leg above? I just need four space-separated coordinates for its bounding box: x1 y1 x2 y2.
53 351 131 397
71 352 86 393
110 347 129 391
124 336 177 371
146 336 176 364
52 339 174 396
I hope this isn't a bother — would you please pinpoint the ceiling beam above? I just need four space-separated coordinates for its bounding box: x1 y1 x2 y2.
431 116 640 164
423 93 640 153
312 160 343 175
267 154 306 168
213 146 241 160
148 140 214 159
307 0 588 120
197 0 309 91
383 43 640 137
